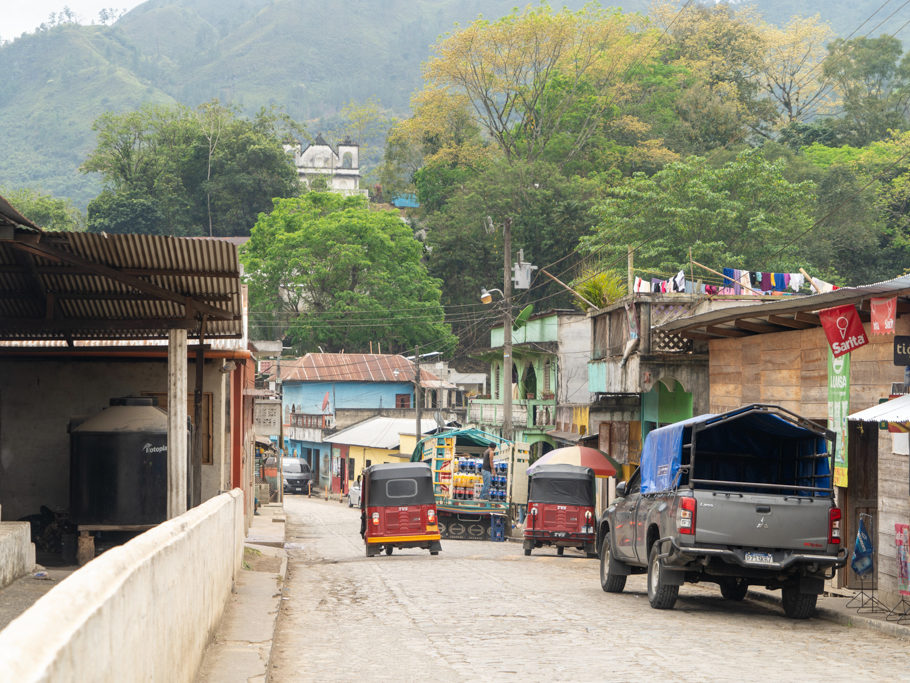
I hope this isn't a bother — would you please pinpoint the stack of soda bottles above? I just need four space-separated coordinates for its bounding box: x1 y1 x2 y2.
453 457 482 500
490 461 509 501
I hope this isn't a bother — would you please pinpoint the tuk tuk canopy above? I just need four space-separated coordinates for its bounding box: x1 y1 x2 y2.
364 462 435 506
528 464 595 506
640 404 833 496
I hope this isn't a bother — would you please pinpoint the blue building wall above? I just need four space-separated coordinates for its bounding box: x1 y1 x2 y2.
282 381 415 413
281 381 417 486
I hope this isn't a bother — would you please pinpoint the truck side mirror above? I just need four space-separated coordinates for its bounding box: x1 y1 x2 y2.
615 481 627 498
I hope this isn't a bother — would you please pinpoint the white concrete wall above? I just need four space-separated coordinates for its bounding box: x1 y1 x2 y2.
0 489 243 683
0 522 35 589
557 316 592 405
0 358 230 521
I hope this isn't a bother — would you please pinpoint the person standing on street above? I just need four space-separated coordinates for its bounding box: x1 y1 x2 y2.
481 443 494 500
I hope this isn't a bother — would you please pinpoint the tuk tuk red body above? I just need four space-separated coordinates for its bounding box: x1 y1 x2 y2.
524 464 597 557
361 462 442 557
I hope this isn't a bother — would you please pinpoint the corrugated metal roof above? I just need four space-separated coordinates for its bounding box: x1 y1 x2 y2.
0 222 243 343
325 416 439 449
848 394 910 423
654 274 910 340
269 353 447 387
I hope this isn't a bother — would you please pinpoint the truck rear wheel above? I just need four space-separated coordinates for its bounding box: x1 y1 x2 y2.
599 533 627 593
781 584 817 619
647 545 679 610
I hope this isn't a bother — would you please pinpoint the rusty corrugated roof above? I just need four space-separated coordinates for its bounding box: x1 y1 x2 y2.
0 220 243 343
265 353 449 387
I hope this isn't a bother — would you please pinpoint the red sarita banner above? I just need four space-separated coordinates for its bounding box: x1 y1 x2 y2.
819 304 868 358
870 296 897 335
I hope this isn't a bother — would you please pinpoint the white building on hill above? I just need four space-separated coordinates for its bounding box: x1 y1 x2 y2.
286 134 367 197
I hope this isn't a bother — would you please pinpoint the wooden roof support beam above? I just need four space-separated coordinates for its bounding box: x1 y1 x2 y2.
681 330 715 341
706 326 750 338
795 311 820 326
734 319 787 334
768 314 815 330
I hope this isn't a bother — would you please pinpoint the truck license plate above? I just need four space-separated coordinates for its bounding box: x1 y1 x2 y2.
745 551 773 564
552 532 566 537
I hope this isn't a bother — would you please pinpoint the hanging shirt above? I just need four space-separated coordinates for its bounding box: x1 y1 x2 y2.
789 273 804 292
760 272 773 291
674 270 685 293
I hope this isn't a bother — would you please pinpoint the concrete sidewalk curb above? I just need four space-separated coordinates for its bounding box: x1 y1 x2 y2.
747 589 910 640
195 506 288 683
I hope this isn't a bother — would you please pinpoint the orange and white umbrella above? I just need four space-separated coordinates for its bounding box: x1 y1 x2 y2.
528 446 620 478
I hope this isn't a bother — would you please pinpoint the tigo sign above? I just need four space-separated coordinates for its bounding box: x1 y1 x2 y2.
819 305 868 358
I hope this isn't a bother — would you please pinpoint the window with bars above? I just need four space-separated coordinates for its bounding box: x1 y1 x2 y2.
395 394 411 409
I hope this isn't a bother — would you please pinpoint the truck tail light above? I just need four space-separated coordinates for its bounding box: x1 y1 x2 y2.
585 510 593 520
371 512 379 526
829 507 842 544
677 497 696 535
427 508 436 523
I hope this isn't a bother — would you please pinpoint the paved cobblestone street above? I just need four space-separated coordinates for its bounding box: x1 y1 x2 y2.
270 497 909 682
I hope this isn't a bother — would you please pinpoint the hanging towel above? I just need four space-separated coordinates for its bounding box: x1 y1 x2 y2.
739 270 753 295
722 267 735 288
789 273 804 292
773 273 786 291
784 273 791 290
685 281 695 294
761 272 773 291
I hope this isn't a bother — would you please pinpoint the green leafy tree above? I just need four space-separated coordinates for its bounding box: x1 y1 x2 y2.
581 149 816 276
3 188 84 231
822 36 910 146
82 103 300 236
242 193 455 354
86 189 165 235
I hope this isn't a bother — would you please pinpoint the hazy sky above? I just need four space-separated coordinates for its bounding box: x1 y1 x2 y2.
1 1 145 41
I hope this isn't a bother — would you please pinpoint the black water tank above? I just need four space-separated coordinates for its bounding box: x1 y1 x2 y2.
70 396 170 526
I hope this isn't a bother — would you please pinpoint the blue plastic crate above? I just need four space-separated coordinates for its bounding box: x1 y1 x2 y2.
490 514 505 542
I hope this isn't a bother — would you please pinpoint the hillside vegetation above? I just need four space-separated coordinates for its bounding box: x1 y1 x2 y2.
0 0 887 206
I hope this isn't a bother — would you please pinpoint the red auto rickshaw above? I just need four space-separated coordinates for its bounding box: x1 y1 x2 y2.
360 462 442 557
523 464 597 557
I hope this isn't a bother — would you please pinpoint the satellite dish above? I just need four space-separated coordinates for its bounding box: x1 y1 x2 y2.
512 304 534 331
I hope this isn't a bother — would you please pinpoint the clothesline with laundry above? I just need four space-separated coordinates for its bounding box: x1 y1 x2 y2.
631 261 839 297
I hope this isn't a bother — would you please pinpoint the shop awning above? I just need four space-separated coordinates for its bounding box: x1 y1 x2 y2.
848 394 910 423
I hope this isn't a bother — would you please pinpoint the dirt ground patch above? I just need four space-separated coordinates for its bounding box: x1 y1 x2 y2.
243 547 281 573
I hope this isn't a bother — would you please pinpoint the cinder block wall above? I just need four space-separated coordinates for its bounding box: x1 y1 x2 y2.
0 490 243 682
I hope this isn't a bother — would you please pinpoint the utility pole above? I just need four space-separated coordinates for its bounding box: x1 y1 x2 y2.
414 345 422 444
276 354 284 504
503 217 513 442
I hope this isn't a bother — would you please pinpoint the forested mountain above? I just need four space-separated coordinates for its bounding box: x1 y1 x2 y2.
0 0 899 206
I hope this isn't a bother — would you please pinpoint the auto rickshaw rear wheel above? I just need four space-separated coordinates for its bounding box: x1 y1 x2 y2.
557 546 564 556
385 546 393 555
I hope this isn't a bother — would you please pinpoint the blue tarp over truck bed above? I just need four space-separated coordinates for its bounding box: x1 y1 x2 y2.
639 405 833 495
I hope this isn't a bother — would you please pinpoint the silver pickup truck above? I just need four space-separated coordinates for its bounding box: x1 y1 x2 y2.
598 404 847 619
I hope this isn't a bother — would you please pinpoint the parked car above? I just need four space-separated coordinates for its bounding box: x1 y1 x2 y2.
598 404 846 619
348 479 362 507
282 457 314 494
